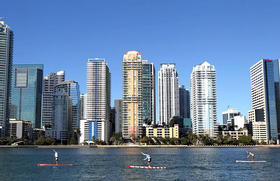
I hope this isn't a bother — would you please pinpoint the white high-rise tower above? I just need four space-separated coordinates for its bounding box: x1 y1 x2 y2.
158 64 179 125
191 61 217 138
87 58 111 142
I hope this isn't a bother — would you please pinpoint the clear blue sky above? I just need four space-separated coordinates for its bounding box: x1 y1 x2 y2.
2 0 280 123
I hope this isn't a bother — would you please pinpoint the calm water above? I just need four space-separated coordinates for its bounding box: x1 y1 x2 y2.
0 148 280 181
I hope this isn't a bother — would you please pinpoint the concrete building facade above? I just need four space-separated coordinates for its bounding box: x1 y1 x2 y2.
87 58 111 142
158 64 179 125
191 61 217 138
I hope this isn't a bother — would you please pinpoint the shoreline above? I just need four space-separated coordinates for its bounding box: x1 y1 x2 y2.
1 145 280 149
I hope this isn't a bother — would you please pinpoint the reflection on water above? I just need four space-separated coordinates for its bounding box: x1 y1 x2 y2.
0 148 280 181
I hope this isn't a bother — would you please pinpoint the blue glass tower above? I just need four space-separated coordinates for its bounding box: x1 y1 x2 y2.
250 59 280 142
142 60 155 125
10 64 43 128
53 80 80 141
179 85 190 119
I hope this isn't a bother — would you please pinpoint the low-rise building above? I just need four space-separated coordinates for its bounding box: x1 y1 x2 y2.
221 129 248 140
145 124 179 138
9 119 32 139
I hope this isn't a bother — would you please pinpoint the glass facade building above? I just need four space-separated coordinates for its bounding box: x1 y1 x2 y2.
53 80 80 141
179 85 190 119
142 60 156 125
0 21 13 137
10 64 43 128
250 59 280 142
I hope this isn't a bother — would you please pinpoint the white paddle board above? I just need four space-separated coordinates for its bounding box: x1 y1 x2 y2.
128 165 167 169
236 160 266 163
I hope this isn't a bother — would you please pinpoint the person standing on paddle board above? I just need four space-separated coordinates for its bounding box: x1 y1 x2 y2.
247 151 255 161
53 150 59 164
141 152 152 168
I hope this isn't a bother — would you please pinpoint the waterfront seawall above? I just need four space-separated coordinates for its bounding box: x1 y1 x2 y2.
1 145 280 148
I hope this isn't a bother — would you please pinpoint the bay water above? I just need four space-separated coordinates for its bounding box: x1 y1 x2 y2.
0 148 279 181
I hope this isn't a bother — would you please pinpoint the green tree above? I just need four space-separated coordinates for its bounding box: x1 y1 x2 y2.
169 116 184 127
34 137 46 145
152 137 161 145
45 137 56 145
109 133 125 145
143 118 152 125
94 139 106 145
140 136 149 144
238 135 254 145
70 137 78 145
223 135 233 145
170 138 180 145
158 137 167 145
201 135 213 145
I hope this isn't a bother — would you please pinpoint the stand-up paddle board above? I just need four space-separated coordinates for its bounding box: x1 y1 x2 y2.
37 164 73 167
236 160 266 163
128 165 167 169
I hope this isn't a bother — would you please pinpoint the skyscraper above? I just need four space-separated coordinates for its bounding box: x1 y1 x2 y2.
10 64 43 128
0 20 13 137
158 64 179 125
87 58 111 142
122 51 143 139
191 61 217 138
80 93 87 120
179 85 190 119
142 60 156 125
250 59 280 143
42 71 65 128
53 80 80 142
114 99 122 133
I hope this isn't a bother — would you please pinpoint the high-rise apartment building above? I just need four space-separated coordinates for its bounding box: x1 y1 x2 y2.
158 64 179 125
122 51 143 139
80 93 87 120
10 64 43 128
179 85 190 119
191 61 217 138
42 71 65 128
114 99 122 133
87 58 111 142
0 21 13 137
250 59 280 142
142 60 156 125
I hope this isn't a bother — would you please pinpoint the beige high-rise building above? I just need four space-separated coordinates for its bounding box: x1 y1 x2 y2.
122 51 143 140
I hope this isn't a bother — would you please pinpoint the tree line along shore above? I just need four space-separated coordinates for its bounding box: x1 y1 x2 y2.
0 132 272 147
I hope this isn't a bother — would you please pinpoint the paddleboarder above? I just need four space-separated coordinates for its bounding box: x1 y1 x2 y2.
141 152 152 168
53 150 59 164
247 151 255 161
